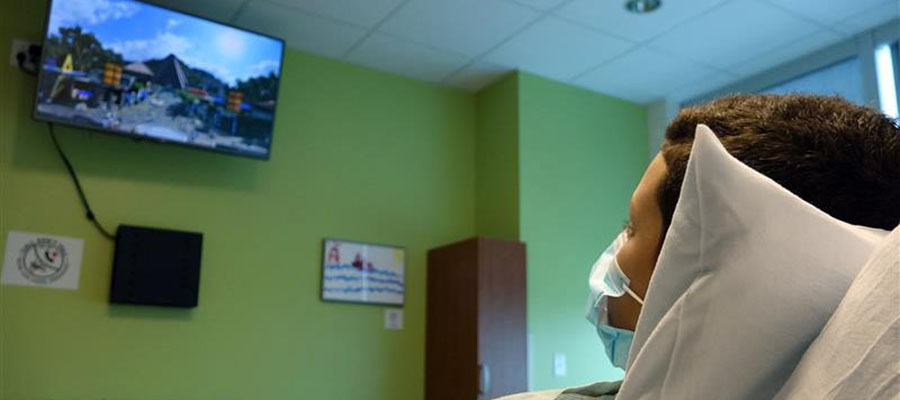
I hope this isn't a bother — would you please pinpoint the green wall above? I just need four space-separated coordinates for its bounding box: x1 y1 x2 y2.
518 73 648 389
471 72 649 389
0 2 475 399
474 73 519 241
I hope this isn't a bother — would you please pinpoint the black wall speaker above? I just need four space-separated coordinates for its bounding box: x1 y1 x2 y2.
110 225 203 308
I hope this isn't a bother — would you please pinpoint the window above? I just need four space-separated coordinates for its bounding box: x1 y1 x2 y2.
874 41 899 119
681 22 900 119
759 57 865 105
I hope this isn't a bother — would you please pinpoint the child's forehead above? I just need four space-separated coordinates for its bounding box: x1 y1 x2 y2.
630 154 667 223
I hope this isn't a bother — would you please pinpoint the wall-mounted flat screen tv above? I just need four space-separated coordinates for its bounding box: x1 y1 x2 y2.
34 0 285 159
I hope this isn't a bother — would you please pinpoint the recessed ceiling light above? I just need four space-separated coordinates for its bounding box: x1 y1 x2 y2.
625 0 662 14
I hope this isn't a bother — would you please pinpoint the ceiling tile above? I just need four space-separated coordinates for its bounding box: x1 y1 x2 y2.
507 0 567 11
263 0 405 28
234 1 368 58
556 0 727 43
145 0 246 23
667 70 741 101
346 33 471 82
574 47 717 103
484 16 635 81
443 61 513 91
832 1 900 36
764 0 887 25
378 0 540 57
647 0 819 69
726 30 842 76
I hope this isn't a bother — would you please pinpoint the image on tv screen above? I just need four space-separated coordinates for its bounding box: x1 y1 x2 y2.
35 0 284 159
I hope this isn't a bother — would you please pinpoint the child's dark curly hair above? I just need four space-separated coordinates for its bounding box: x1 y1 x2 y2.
659 94 900 231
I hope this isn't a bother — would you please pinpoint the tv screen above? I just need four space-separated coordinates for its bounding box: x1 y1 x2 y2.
34 0 285 159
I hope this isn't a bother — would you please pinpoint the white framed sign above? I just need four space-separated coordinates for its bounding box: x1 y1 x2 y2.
321 239 405 306
2 231 84 290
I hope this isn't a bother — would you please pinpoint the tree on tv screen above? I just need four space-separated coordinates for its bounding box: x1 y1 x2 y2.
44 26 124 72
234 72 279 104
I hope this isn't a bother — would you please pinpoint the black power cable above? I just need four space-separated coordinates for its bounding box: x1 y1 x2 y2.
47 123 117 240
16 46 115 239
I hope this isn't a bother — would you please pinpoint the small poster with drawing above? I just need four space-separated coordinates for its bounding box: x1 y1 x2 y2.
321 239 405 306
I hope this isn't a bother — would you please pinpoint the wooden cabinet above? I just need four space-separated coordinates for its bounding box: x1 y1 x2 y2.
426 237 527 400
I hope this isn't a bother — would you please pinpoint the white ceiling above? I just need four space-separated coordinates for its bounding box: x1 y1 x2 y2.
146 0 900 103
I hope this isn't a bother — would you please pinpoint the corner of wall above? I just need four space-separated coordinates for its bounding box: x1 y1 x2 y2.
647 98 679 158
473 72 521 241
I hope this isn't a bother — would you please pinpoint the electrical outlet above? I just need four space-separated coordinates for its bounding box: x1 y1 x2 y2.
9 38 38 68
384 308 403 330
553 352 567 377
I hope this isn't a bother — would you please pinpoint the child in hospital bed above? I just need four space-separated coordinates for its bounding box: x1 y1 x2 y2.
502 94 900 400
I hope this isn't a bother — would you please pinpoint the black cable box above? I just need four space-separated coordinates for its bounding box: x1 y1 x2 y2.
110 225 203 308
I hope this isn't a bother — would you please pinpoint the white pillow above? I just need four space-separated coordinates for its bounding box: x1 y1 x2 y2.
774 226 899 400
617 125 888 400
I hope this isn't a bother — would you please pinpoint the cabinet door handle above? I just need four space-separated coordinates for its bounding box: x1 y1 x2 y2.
478 363 491 395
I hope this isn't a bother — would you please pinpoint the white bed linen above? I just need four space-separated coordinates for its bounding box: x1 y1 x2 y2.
774 226 899 399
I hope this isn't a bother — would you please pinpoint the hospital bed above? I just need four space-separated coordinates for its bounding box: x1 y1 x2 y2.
499 126 900 400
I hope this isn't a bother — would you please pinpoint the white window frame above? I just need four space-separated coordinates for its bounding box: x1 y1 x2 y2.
874 41 899 118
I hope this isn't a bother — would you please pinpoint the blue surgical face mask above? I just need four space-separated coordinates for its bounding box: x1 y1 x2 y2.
585 231 644 370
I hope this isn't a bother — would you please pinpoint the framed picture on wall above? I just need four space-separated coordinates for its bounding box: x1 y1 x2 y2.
321 239 405 306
